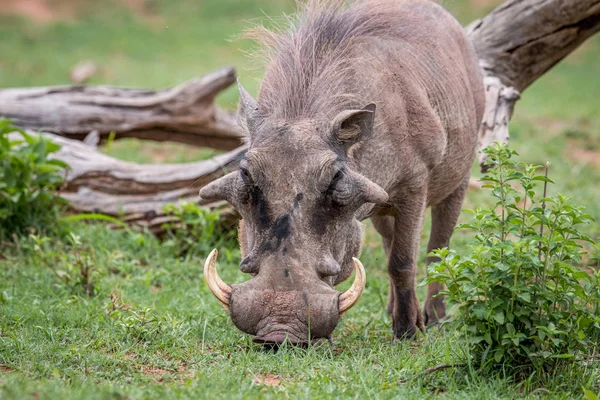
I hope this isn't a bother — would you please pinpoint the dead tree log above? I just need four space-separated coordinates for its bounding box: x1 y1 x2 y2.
0 67 242 150
51 134 244 234
8 130 242 235
467 0 600 168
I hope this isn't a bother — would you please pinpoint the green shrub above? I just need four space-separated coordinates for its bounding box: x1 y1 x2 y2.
0 119 69 240
162 202 237 258
425 143 600 373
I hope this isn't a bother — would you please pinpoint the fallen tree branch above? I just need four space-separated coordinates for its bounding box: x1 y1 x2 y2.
467 0 600 169
51 134 245 234
48 133 245 196
0 67 243 150
10 130 243 235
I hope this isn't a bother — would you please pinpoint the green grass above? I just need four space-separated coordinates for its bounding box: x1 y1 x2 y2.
1 224 598 399
0 0 599 398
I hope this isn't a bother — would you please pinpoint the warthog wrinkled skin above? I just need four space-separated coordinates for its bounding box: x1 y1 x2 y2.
201 0 485 343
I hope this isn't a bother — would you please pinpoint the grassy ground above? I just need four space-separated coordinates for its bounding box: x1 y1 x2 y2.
1 0 599 399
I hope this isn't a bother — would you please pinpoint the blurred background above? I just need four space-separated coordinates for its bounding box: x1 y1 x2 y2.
0 4 598 395
0 0 599 237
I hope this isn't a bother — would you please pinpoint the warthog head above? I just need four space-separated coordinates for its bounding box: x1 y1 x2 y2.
199 83 388 344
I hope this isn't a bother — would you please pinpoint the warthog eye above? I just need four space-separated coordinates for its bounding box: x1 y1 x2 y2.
332 170 343 183
328 168 354 207
240 168 253 185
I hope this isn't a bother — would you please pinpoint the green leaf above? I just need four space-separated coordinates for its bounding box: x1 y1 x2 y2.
532 176 555 183
494 348 504 363
516 292 531 302
44 140 61 153
551 353 574 359
492 311 505 325
46 159 69 169
60 213 128 229
583 389 599 400
37 163 64 174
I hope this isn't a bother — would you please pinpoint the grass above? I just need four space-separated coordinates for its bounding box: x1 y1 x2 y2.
0 0 599 398
1 224 598 399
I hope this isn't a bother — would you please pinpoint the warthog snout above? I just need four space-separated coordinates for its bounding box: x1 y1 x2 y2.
204 249 366 344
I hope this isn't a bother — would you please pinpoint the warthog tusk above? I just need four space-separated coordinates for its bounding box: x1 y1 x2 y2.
338 257 366 316
203 249 232 311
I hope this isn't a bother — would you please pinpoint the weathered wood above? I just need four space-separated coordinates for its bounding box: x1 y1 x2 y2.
477 76 521 170
48 133 246 196
0 67 243 150
9 130 242 234
468 0 600 92
467 0 600 169
50 132 244 220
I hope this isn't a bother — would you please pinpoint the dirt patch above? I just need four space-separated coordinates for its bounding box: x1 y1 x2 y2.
113 351 193 384
565 133 600 166
253 373 281 387
533 118 573 138
150 285 162 294
0 0 162 24
0 0 56 22
0 365 13 373
470 0 503 8
569 147 600 166
142 362 192 383
121 0 164 25
0 0 75 23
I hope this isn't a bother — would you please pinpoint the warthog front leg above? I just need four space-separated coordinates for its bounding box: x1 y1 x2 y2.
371 215 394 315
386 191 427 339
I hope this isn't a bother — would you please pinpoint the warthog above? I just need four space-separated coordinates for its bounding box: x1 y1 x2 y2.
200 0 484 344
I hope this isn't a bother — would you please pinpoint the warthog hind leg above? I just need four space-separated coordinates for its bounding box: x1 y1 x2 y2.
424 176 470 325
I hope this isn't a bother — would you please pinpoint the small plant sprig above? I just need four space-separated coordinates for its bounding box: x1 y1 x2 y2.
0 119 69 240
106 292 188 345
162 202 237 259
426 143 600 374
28 232 103 297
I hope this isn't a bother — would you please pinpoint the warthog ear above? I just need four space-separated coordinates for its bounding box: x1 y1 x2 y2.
199 171 239 202
331 103 376 148
237 79 260 137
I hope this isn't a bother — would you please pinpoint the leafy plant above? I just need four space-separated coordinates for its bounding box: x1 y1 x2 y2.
106 292 189 345
162 202 237 258
0 119 69 240
425 143 600 373
28 232 104 297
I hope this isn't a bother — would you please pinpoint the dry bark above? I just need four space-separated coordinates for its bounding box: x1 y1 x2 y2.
51 134 244 234
467 0 600 168
0 67 242 151
8 130 242 235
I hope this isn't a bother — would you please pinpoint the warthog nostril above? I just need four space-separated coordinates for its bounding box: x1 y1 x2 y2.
317 256 341 276
240 256 259 274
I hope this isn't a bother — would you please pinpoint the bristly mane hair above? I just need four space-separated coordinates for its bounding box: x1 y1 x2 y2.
245 0 437 121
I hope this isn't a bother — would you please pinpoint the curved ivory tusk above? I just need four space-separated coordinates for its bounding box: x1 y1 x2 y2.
203 249 232 311
338 257 366 316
